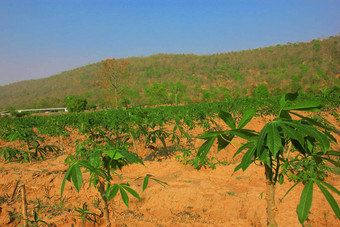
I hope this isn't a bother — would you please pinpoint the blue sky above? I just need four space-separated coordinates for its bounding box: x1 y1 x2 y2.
0 0 339 86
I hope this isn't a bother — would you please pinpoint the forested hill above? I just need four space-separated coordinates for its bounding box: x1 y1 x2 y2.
1 35 340 110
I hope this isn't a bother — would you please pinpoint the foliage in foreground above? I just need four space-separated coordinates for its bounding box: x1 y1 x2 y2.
197 92 340 225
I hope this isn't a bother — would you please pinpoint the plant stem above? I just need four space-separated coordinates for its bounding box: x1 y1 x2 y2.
98 182 111 227
265 164 278 227
20 184 29 227
129 132 138 155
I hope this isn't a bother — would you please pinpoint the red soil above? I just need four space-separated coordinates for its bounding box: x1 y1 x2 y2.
0 113 339 226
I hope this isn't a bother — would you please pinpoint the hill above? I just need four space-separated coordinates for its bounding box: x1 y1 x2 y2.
1 35 340 110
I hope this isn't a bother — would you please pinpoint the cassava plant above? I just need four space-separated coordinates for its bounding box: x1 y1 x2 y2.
61 125 166 227
197 92 340 226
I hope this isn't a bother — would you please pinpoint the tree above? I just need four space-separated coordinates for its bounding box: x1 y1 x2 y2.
65 96 87 113
169 82 187 105
145 82 168 105
97 58 130 108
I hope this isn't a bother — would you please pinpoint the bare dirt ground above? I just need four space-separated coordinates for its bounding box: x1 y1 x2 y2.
1 113 339 226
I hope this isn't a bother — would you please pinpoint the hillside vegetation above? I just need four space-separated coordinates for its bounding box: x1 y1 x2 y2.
1 35 340 110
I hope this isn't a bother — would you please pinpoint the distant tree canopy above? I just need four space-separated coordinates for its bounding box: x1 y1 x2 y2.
1 35 340 109
65 96 87 113
97 58 130 108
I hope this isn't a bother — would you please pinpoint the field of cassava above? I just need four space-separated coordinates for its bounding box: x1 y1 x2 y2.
1 93 340 226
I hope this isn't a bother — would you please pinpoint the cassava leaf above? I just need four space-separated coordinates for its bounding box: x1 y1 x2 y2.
237 146 256 172
318 181 340 196
119 186 129 208
238 109 256 129
219 111 235 129
143 174 151 191
122 184 141 200
217 134 234 152
316 182 340 219
283 100 322 112
297 181 313 225
71 164 83 193
197 136 217 158
266 122 282 157
106 184 119 200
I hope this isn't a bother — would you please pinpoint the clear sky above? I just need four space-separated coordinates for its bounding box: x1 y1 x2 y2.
0 0 339 86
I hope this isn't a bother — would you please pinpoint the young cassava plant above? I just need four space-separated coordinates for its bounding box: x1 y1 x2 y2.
61 125 166 227
197 92 340 226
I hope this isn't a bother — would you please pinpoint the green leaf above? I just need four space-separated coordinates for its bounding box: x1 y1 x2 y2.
290 112 336 133
142 174 167 191
106 184 119 200
237 109 255 129
316 182 340 219
217 134 234 152
103 149 124 159
219 111 235 129
279 94 287 108
228 129 258 140
297 181 313 225
279 110 292 119
256 123 269 155
283 100 322 112
318 181 340 196
237 146 256 171
61 166 72 196
61 163 83 196
122 184 141 200
198 131 225 139
119 186 129 208
197 136 217 158
119 149 144 165
266 122 282 157
278 123 304 146
71 164 83 193
143 175 151 191
284 121 330 153
285 92 299 102
233 141 255 158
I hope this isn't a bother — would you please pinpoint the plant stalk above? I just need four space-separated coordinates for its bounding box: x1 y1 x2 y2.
265 164 278 227
20 183 29 227
98 182 111 227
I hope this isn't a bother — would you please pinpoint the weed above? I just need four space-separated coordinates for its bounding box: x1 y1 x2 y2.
226 191 235 196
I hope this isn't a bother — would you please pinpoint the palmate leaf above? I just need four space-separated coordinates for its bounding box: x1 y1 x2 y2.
233 141 255 159
234 146 256 172
217 134 234 152
219 111 235 129
256 123 269 156
198 131 226 140
237 109 256 129
121 184 141 200
119 187 129 207
283 121 330 153
290 112 336 133
106 184 119 200
316 182 340 219
283 100 322 112
297 181 313 225
61 163 83 196
278 123 304 146
197 136 217 158
143 174 168 191
119 149 144 165
266 122 282 157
